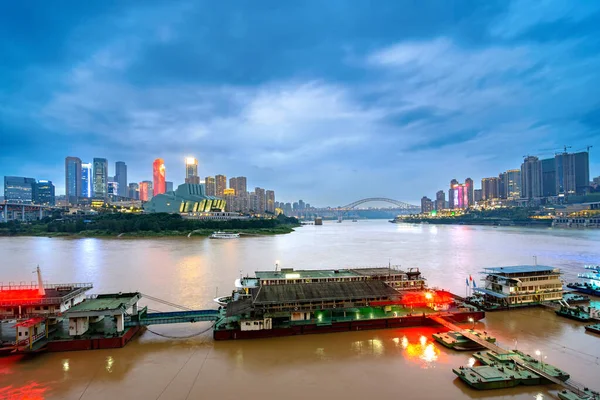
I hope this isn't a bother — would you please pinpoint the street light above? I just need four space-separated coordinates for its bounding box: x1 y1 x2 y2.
535 350 543 369
468 317 475 330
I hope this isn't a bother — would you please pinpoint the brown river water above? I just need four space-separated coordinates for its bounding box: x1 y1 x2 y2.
0 220 599 400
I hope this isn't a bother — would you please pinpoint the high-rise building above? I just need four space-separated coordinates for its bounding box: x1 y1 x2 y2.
503 169 521 200
65 156 82 204
205 177 216 196
521 156 543 199
435 190 445 210
541 158 557 197
266 190 275 213
449 179 458 209
93 158 108 199
498 173 507 199
128 183 139 200
481 177 500 200
229 177 237 194
421 196 434 214
166 181 173 192
33 180 55 205
115 161 128 197
81 163 93 198
229 176 247 197
555 151 590 196
153 158 166 196
474 189 483 202
3 176 36 203
215 175 227 197
185 157 200 184
255 187 266 213
465 178 474 206
139 181 153 201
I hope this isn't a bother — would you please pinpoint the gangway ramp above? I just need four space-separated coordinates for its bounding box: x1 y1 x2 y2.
125 308 220 328
428 314 598 398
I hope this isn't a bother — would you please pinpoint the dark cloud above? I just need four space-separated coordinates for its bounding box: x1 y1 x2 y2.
1 0 600 203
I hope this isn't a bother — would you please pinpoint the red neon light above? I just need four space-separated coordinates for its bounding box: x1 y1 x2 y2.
400 290 454 307
0 290 41 302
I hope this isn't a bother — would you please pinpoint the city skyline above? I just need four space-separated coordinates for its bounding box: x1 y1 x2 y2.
2 2 600 204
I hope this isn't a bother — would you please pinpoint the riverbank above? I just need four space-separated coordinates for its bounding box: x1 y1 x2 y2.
0 212 300 238
393 217 552 227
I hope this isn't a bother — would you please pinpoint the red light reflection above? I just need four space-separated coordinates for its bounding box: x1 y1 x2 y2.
0 381 48 400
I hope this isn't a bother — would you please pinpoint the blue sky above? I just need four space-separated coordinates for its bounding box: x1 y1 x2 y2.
1 1 599 205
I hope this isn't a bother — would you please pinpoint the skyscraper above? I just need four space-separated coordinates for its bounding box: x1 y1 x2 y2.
81 163 93 198
215 175 227 197
421 196 433 214
504 169 521 200
229 177 237 194
465 178 474 206
185 157 200 184
266 190 275 213
229 176 247 197
498 172 507 199
255 187 266 212
65 156 82 204
435 190 445 210
555 151 590 196
93 158 108 199
481 177 500 200
115 161 128 197
3 176 36 203
474 189 483 202
139 181 153 201
205 176 216 196
153 158 166 196
541 158 557 197
449 179 458 209
521 156 543 199
107 181 119 196
34 180 55 205
128 183 139 200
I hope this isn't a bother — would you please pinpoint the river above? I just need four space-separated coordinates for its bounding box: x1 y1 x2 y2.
1 220 599 400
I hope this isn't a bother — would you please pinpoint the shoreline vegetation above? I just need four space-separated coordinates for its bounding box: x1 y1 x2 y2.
393 208 553 227
0 213 300 238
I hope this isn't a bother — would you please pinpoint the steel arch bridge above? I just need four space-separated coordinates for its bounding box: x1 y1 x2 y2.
340 197 419 210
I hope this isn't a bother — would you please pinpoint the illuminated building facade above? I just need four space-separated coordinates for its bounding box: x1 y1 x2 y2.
93 158 108 199
65 156 82 204
521 156 543 199
143 183 225 213
205 176 216 196
4 176 36 203
34 180 55 205
215 175 227 197
449 179 469 209
185 157 200 184
81 163 92 198
481 177 500 200
153 158 166 196
504 169 521 200
139 181 153 201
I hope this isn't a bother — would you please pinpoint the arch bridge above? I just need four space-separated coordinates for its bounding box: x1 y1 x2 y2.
340 197 420 211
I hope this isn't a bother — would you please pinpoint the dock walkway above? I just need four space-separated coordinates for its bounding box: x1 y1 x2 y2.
429 314 597 398
125 308 220 328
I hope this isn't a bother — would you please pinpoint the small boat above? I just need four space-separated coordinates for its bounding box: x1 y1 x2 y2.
585 323 600 335
554 305 592 322
433 329 496 351
209 231 240 239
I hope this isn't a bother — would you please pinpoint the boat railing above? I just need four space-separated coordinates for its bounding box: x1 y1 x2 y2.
0 282 93 291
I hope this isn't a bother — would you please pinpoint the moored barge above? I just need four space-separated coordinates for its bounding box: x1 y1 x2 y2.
213 266 484 340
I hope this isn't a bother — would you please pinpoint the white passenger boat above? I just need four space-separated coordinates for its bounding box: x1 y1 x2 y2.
209 231 240 239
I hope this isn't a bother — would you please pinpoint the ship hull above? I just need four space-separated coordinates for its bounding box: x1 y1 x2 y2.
213 311 484 340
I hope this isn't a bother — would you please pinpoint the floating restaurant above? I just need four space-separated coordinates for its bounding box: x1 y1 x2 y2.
470 265 563 310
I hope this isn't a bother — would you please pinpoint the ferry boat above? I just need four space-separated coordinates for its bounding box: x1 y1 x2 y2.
566 265 600 296
433 329 496 351
212 265 484 340
209 231 240 239
585 323 600 335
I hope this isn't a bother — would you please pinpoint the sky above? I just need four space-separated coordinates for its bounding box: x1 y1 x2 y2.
1 1 600 206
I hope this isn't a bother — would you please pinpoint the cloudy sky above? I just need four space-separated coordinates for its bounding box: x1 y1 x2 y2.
2 1 599 205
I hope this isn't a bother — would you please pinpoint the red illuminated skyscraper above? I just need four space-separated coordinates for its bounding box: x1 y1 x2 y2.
153 158 166 196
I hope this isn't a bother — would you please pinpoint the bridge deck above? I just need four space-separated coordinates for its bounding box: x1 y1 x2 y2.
429 314 596 397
